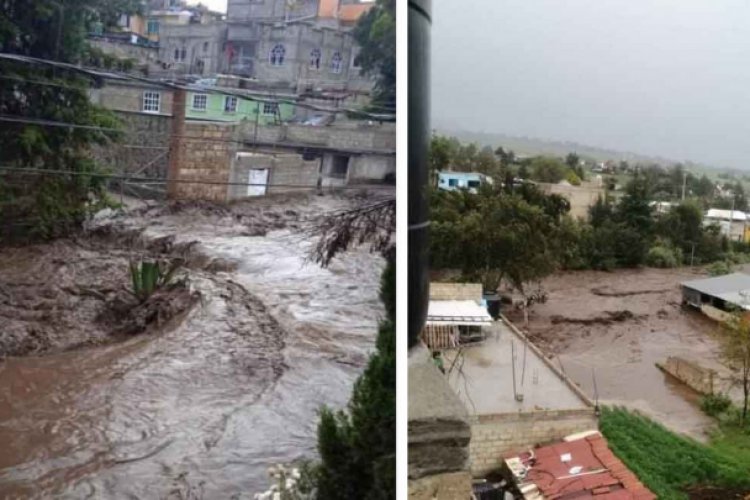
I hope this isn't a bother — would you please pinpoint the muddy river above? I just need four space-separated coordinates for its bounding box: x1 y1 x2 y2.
0 194 385 498
507 267 735 441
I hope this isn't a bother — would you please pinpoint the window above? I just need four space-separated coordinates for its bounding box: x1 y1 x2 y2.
269 44 285 66
309 48 321 70
147 19 159 35
262 102 278 116
180 47 186 61
350 51 361 69
224 96 238 113
142 91 161 113
330 51 343 74
203 41 209 53
448 178 458 187
192 93 207 111
467 180 480 188
174 48 180 61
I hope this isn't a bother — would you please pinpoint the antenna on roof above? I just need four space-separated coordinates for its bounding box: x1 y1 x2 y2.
592 367 600 417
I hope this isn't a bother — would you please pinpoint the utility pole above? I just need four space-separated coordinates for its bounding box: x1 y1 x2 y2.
682 170 687 201
167 88 186 199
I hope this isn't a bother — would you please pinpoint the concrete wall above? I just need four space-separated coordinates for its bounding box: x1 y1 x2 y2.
88 38 159 66
246 121 396 153
468 409 598 477
174 122 236 200
429 283 483 302
657 356 717 395
158 22 227 75
185 91 295 124
228 152 320 199
349 155 395 182
91 83 174 116
701 303 733 323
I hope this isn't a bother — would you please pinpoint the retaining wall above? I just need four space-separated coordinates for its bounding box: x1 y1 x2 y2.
657 356 717 395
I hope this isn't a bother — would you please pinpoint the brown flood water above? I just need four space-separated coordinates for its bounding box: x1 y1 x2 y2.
0 195 384 498
508 267 731 440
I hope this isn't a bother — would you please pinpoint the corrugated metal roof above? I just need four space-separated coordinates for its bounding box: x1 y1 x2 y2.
681 272 750 296
706 208 747 221
426 300 492 326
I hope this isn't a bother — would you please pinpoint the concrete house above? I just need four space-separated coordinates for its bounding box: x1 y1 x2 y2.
437 171 491 192
704 208 747 241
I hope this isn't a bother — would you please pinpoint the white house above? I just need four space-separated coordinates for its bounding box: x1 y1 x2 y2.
704 208 747 241
437 171 492 193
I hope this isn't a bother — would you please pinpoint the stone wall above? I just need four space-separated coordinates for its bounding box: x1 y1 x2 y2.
468 409 598 477
174 122 236 200
656 356 717 395
429 283 483 302
408 471 473 500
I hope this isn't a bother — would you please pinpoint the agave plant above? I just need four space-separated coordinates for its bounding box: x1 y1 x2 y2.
129 259 181 302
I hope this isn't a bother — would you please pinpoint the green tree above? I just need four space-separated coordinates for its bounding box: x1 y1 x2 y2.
0 0 122 241
315 257 395 499
721 311 750 426
529 156 567 183
353 0 395 109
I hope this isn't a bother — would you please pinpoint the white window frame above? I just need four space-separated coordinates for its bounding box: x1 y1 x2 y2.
192 93 208 111
330 51 343 74
262 102 278 116
142 91 161 113
224 96 238 113
269 44 285 66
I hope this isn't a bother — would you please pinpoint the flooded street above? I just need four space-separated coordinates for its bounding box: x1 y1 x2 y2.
0 193 385 498
508 267 733 441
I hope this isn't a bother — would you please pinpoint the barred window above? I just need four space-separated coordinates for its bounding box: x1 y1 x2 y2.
192 93 208 111
142 91 161 113
262 102 278 115
310 48 321 69
224 96 238 113
330 51 343 74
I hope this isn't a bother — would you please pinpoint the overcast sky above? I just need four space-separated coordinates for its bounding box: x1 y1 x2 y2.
431 0 750 169
188 0 227 13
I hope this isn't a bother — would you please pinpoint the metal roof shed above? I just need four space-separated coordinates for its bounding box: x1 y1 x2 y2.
681 272 750 310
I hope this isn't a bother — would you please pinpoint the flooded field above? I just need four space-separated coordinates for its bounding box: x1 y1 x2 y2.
0 193 386 498
507 267 735 440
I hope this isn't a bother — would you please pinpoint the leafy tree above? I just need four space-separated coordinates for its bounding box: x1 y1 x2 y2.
353 0 395 109
654 201 703 258
315 257 395 499
0 0 122 241
428 134 455 174
530 156 568 183
721 311 750 426
589 195 614 228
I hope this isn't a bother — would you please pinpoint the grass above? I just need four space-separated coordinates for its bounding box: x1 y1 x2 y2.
599 406 750 500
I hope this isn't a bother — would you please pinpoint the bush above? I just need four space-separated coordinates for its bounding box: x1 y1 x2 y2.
645 244 682 268
707 260 734 276
701 393 733 417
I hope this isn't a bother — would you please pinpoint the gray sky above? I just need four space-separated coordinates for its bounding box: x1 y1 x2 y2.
432 0 750 169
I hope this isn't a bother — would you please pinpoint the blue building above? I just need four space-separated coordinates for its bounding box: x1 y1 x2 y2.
437 171 491 192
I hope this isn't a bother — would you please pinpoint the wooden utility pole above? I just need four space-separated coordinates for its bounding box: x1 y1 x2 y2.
167 87 186 199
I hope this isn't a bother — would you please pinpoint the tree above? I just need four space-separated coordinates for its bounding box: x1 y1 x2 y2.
315 258 395 499
721 311 750 426
529 156 567 183
565 152 580 170
0 0 122 241
352 0 395 109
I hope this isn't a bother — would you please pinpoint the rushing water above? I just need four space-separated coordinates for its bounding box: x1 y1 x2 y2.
0 199 384 498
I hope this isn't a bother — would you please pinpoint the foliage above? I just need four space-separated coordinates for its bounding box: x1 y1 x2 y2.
707 260 734 277
564 169 581 186
430 184 564 293
600 407 750 500
314 257 395 500
720 311 750 425
529 156 567 183
645 243 682 268
352 0 395 110
701 393 733 418
128 260 181 302
0 0 123 242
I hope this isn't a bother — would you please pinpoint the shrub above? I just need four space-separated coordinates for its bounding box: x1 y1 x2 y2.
645 244 681 268
701 393 733 417
707 260 734 277
129 260 181 302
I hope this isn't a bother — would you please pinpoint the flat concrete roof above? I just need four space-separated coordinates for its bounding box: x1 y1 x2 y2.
444 321 590 415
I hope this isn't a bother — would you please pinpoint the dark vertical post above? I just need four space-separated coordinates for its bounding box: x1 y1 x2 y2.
408 0 431 347
167 87 186 199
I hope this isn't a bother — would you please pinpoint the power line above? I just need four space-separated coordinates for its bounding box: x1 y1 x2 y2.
0 53 396 120
0 165 396 190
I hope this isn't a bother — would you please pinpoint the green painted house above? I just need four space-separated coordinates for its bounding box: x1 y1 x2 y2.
185 90 295 124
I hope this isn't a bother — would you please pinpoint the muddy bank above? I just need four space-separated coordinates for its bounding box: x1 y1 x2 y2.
506 267 731 440
0 192 386 498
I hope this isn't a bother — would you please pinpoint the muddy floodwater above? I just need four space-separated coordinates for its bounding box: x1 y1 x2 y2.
0 193 385 498
507 267 734 441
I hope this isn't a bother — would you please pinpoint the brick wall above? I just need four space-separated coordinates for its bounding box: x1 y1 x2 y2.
469 409 598 476
429 283 483 302
174 122 236 200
